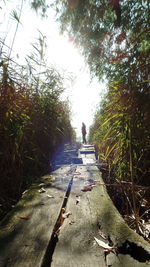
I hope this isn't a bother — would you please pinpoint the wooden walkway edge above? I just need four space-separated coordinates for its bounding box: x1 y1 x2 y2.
0 144 150 267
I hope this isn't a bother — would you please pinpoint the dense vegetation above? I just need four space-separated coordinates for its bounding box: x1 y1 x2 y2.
0 0 149 237
0 7 75 218
53 0 150 235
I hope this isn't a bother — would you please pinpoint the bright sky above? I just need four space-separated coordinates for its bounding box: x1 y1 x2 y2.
0 1 106 138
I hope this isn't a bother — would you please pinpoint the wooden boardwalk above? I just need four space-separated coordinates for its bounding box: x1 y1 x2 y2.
0 144 150 267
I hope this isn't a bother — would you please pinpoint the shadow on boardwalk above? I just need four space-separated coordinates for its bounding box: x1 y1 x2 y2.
0 143 150 267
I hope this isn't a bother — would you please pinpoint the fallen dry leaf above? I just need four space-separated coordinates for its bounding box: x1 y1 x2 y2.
39 183 45 187
47 194 54 198
19 216 30 220
62 211 72 219
81 185 93 192
38 187 46 193
94 237 117 252
69 220 75 225
22 190 28 195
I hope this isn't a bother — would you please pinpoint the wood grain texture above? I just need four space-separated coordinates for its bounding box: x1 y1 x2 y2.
0 166 71 267
51 165 106 267
0 145 150 267
52 164 150 267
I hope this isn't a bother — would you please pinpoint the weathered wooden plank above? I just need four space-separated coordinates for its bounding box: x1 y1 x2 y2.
51 163 150 267
1 144 150 267
79 145 96 165
0 166 71 267
85 166 150 266
51 165 106 267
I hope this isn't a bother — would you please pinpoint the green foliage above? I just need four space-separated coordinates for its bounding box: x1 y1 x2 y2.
30 0 49 16
90 81 150 184
0 45 74 202
54 0 150 221
54 0 150 175
10 9 22 23
53 0 149 79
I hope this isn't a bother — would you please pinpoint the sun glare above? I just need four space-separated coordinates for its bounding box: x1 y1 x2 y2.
45 35 104 138
1 1 105 139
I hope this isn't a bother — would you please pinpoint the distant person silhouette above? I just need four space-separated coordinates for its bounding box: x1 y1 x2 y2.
81 122 87 144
